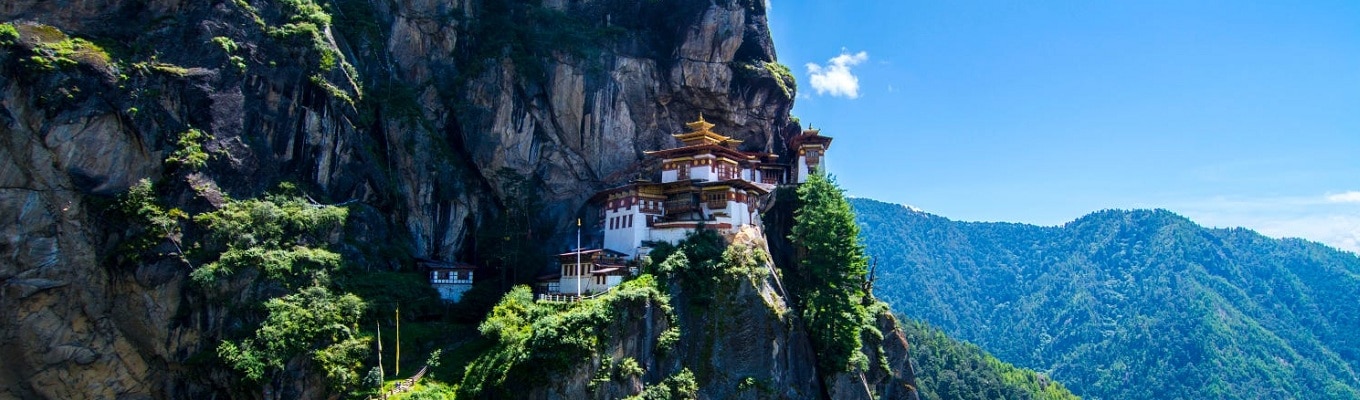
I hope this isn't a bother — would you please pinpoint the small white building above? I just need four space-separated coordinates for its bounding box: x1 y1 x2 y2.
789 127 833 184
553 248 631 296
419 259 476 303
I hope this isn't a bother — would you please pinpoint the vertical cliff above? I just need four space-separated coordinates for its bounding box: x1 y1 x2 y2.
0 0 846 398
459 228 919 400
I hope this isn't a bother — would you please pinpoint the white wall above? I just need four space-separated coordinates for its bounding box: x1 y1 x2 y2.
434 283 473 303
648 226 694 246
603 206 638 256
796 154 809 183
604 205 657 257
559 276 591 295
689 164 713 181
661 169 678 183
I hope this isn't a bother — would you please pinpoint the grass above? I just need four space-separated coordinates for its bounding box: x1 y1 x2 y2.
11 23 112 72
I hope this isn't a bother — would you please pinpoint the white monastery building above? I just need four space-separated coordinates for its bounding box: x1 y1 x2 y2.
542 116 833 298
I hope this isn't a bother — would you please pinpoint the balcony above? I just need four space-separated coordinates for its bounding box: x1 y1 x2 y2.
665 199 697 213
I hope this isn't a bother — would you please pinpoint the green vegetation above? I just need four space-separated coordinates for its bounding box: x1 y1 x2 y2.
734 61 795 99
192 190 366 391
391 380 458 399
626 368 699 400
458 275 674 397
165 128 211 170
788 172 872 373
765 62 794 97
217 285 368 388
7 23 111 71
853 198 1360 399
116 179 189 259
190 191 347 287
149 62 193 76
310 75 354 105
227 0 358 102
903 318 1080 400
645 228 730 305
0 23 17 46
119 182 370 394
211 36 246 72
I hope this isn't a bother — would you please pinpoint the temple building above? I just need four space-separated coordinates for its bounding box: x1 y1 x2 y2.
790 127 833 184
540 116 833 299
548 248 631 296
418 258 477 302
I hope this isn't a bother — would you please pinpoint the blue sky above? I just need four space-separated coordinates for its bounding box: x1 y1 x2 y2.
767 1 1360 253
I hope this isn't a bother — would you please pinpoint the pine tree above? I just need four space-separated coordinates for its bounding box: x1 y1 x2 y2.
789 172 870 373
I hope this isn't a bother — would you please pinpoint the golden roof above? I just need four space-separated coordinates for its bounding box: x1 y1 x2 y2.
673 114 743 148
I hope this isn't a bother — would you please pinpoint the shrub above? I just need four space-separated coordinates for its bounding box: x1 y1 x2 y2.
217 285 368 389
166 128 210 170
190 193 348 287
626 368 698 400
0 23 17 46
460 277 675 398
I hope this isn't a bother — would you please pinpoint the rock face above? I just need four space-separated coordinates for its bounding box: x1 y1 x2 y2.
0 0 805 398
507 228 919 400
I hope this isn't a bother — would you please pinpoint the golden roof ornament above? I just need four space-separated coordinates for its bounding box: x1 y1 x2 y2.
674 113 741 147
684 113 717 135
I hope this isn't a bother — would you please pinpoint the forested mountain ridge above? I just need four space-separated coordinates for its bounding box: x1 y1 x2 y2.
852 198 1360 399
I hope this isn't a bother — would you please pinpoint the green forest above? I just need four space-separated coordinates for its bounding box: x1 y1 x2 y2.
852 198 1360 399
901 318 1078 400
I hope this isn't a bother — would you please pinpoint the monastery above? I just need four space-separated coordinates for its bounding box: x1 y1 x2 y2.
539 116 833 299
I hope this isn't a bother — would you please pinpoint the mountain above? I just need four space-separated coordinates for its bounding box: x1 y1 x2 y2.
852 198 1360 399
0 0 797 397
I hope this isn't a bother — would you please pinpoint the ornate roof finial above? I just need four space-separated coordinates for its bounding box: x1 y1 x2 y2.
685 113 716 134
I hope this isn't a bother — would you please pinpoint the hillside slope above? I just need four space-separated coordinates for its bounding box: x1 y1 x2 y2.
901 318 1078 400
852 198 1360 399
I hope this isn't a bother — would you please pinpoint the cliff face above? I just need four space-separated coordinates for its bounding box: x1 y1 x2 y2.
1 0 799 398
465 228 919 400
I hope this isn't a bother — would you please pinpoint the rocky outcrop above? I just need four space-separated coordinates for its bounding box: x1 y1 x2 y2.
0 0 799 397
505 229 918 400
1 0 801 398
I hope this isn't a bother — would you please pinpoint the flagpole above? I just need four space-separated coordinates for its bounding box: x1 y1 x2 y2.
395 306 400 376
376 321 383 381
576 218 582 298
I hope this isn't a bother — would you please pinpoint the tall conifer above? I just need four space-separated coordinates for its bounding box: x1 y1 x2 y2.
789 172 870 373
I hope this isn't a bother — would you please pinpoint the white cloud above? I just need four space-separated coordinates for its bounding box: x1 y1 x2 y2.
806 50 868 99
1326 191 1360 203
1173 193 1360 254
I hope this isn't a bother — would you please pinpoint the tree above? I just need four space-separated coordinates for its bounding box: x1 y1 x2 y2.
218 285 369 390
788 172 870 373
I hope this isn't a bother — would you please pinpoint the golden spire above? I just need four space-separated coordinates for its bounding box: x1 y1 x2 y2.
669 113 741 147
684 113 716 135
